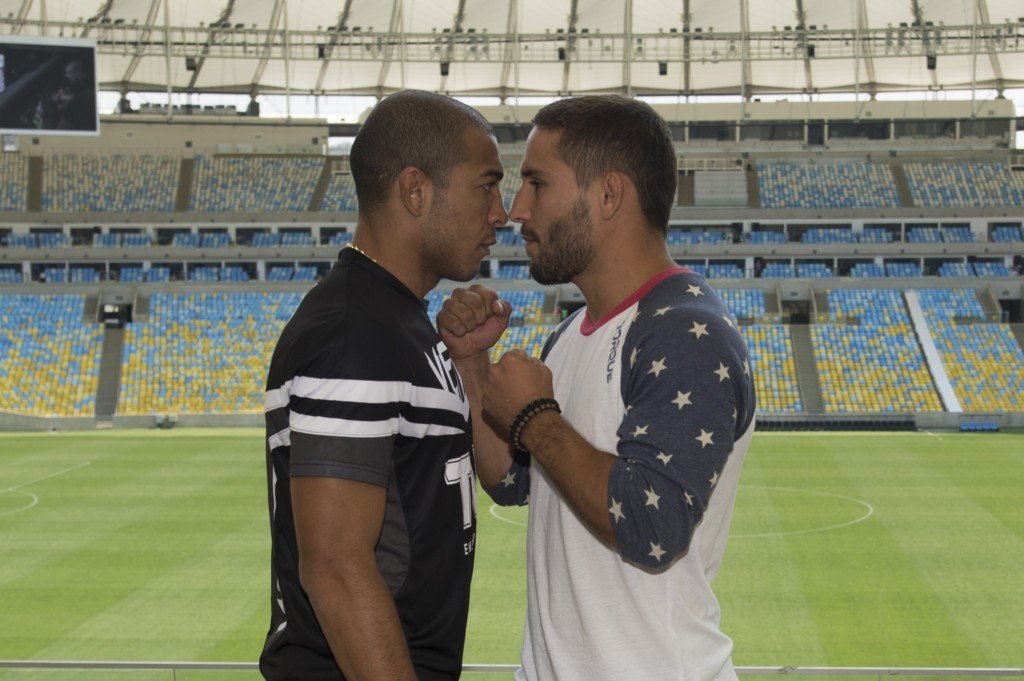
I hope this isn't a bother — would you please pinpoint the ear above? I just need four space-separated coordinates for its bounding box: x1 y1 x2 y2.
598 171 626 221
398 166 431 218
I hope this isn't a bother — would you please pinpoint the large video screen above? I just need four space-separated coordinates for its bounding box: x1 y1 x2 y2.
0 35 98 136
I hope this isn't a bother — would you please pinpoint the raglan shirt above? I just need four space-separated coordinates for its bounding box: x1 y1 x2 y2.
489 268 756 681
260 248 477 681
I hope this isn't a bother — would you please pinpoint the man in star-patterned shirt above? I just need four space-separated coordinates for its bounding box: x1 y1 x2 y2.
439 95 755 681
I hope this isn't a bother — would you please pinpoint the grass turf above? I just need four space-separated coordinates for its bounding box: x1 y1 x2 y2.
0 429 1022 679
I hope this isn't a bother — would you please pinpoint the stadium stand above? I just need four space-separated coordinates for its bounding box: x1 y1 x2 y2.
119 291 301 414
189 155 322 211
122 233 153 248
740 325 803 413
327 232 354 247
0 266 22 283
938 262 974 278
718 290 802 413
280 231 315 248
885 262 923 277
252 232 281 247
666 230 731 245
495 263 531 279
796 263 833 278
904 161 1024 207
991 225 1023 242
761 263 796 278
0 154 28 212
916 289 1024 412
707 263 744 279
0 294 102 417
812 289 943 412
971 262 1013 277
499 164 521 208
320 172 359 213
42 154 179 212
745 229 788 245
757 161 900 209
850 263 886 278
496 230 524 246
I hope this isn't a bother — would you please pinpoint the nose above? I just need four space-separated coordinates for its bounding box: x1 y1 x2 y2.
491 185 510 226
509 184 528 225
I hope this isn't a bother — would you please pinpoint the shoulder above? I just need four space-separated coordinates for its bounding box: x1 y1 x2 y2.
627 272 740 349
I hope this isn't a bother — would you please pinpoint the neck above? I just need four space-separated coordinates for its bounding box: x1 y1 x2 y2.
351 220 438 299
574 234 676 323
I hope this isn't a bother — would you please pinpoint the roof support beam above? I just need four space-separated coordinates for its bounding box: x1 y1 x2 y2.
251 0 286 87
440 0 469 91
682 0 691 95
80 0 114 38
623 0 633 97
498 0 519 103
313 0 355 93
560 0 580 94
12 0 34 35
974 0 1004 88
909 0 937 89
794 0 813 94
185 0 236 91
120 0 165 89
856 0 878 99
375 0 404 94
739 0 751 113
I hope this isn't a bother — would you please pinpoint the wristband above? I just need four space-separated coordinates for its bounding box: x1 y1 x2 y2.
509 398 561 455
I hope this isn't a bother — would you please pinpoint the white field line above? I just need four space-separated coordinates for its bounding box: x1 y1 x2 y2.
0 461 91 518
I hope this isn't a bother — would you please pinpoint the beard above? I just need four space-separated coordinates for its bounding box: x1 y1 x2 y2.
528 196 596 285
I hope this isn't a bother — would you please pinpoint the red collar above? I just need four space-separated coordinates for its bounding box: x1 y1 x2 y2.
579 267 691 336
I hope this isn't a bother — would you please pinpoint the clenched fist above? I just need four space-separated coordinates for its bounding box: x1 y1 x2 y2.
483 349 555 432
437 284 512 361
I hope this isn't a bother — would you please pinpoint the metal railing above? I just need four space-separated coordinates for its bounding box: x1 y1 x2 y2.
0 661 1022 679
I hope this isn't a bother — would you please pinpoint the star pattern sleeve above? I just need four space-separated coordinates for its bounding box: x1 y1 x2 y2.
608 277 755 570
482 310 582 507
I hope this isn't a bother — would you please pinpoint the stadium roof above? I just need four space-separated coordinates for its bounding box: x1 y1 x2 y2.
3 0 1024 98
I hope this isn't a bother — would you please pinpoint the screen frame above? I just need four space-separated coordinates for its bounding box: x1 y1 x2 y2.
0 34 100 137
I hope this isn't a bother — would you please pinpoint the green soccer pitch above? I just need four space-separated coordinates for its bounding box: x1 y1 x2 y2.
1 429 1022 680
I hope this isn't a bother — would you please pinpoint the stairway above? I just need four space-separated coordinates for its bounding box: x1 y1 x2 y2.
94 326 125 426
788 325 825 414
27 156 43 211
745 164 760 208
890 163 915 208
308 159 333 211
175 158 195 211
1011 324 1024 354
677 173 695 207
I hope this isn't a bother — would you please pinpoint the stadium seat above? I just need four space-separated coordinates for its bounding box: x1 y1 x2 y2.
915 289 1024 412
812 289 942 413
0 294 102 417
119 291 304 415
42 154 179 212
0 154 29 211
190 155 323 212
757 161 900 209
905 162 1024 208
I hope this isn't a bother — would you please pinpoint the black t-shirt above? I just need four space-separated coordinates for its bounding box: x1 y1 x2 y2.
260 248 477 681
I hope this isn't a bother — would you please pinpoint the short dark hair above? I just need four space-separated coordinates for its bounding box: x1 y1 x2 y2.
349 90 495 212
532 95 677 233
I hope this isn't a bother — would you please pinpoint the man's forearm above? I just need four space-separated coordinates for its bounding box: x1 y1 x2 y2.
303 560 417 681
519 410 619 547
455 353 515 488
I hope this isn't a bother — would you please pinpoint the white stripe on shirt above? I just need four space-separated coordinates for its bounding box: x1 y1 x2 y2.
290 411 465 439
290 375 469 419
264 381 292 413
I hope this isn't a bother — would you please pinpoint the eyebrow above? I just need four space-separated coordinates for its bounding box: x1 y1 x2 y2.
520 167 546 180
480 168 504 182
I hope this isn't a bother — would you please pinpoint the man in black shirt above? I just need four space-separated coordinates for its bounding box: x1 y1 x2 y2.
261 90 509 681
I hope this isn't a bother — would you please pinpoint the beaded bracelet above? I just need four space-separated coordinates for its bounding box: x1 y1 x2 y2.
509 398 561 455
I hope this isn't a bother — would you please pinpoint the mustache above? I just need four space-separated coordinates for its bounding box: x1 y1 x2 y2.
520 227 538 241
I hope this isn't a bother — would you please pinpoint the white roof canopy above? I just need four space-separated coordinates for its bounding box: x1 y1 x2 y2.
2 0 1023 97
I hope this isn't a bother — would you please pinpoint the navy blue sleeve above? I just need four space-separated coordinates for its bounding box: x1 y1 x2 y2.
482 309 583 507
608 276 755 569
